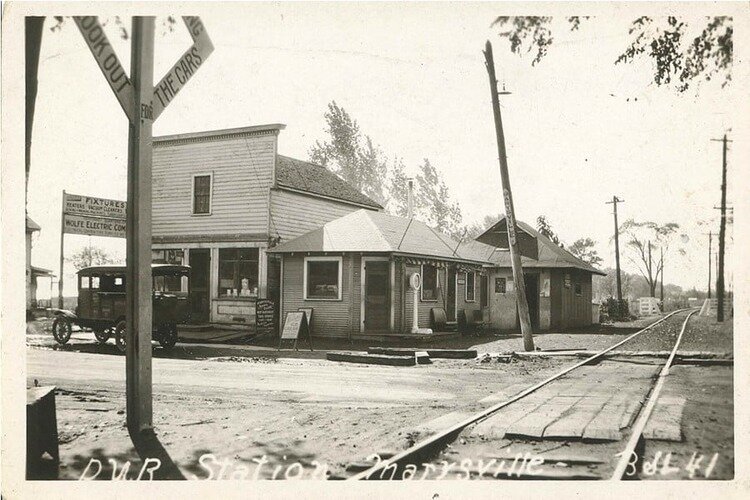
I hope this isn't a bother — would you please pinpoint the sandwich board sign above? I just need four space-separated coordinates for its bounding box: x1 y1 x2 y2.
278 311 313 351
73 15 213 434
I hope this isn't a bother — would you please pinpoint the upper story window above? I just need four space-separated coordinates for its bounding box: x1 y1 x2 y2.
192 174 212 215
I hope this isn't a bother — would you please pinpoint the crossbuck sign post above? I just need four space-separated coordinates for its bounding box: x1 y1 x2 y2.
75 16 213 433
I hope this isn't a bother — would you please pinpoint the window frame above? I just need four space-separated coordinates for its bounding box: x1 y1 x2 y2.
574 282 583 297
465 271 476 302
218 247 260 298
420 264 439 302
303 256 343 301
495 276 507 294
191 172 213 216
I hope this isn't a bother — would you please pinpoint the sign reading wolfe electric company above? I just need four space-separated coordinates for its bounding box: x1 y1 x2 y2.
62 192 126 238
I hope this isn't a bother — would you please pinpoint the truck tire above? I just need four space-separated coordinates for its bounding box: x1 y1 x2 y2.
115 320 127 353
159 324 178 349
52 317 72 345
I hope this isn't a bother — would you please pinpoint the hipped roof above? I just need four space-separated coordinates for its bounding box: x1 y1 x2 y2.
267 210 486 265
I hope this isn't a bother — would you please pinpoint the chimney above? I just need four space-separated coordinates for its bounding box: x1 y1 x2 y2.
407 178 414 219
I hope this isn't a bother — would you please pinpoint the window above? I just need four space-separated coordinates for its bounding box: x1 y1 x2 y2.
574 283 582 296
192 174 212 215
564 273 572 288
100 274 125 293
91 276 100 289
421 264 438 301
495 277 506 294
219 248 259 297
80 276 89 289
304 257 342 300
465 272 476 302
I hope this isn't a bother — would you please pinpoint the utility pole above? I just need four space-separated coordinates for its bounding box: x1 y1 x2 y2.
706 232 712 299
648 240 653 296
660 246 664 305
605 196 624 316
125 17 155 433
711 134 731 322
483 40 534 351
58 190 65 309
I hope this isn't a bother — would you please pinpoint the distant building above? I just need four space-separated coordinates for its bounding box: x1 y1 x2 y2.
150 124 383 327
26 216 54 310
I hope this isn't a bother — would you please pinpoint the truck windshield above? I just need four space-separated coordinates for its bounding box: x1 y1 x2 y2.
153 272 188 295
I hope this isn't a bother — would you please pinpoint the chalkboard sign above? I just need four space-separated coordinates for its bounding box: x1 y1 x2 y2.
255 299 275 336
278 311 313 351
297 308 313 335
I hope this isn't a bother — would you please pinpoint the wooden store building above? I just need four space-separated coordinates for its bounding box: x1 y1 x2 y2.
150 124 383 327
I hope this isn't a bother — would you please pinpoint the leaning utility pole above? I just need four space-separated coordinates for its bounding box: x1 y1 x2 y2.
606 196 624 316
483 41 534 351
712 134 730 321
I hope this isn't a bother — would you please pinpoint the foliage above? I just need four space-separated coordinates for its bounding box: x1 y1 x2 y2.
310 102 465 238
66 246 120 270
568 237 603 267
463 213 504 239
619 219 682 297
310 101 388 206
536 215 564 248
492 16 732 92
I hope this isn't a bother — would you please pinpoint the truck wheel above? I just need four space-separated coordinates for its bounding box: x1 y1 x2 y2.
94 328 111 344
52 317 72 344
159 324 178 349
115 320 127 353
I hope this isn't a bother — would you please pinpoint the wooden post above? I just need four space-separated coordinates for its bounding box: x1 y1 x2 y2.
58 190 65 309
125 17 155 433
483 41 534 351
716 134 728 322
606 196 624 316
707 232 712 299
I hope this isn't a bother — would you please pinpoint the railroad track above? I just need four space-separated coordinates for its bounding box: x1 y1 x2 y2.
346 309 702 481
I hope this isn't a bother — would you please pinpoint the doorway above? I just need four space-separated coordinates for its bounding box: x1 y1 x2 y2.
523 273 540 330
189 249 210 323
446 267 457 322
363 259 390 331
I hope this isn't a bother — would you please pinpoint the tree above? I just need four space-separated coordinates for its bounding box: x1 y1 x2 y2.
309 101 388 206
619 219 682 297
492 16 732 93
414 159 464 239
67 246 119 270
536 215 564 248
568 237 603 267
464 213 504 239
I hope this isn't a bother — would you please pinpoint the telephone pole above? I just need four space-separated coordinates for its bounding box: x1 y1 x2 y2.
660 246 664 305
483 41 534 351
705 232 712 299
711 134 731 322
605 196 624 316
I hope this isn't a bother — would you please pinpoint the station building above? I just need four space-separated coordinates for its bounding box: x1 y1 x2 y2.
269 212 605 338
150 124 382 327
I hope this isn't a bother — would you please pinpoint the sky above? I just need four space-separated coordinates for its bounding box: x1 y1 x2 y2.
26 4 739 298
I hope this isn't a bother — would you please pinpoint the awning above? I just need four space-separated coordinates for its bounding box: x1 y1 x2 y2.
30 266 55 278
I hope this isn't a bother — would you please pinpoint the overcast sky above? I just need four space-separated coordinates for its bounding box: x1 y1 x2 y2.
27 4 738 297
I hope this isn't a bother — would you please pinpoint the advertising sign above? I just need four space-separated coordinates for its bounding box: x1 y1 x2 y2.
63 213 126 238
64 192 127 219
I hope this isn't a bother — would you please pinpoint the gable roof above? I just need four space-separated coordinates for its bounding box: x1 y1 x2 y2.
267 209 485 264
275 155 383 209
477 217 606 275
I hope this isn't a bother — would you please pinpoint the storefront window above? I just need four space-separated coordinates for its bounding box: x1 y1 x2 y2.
465 272 476 302
421 264 438 301
304 257 341 300
219 248 259 297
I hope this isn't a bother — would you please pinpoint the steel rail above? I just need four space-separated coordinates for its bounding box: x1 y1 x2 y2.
350 308 693 480
610 309 698 480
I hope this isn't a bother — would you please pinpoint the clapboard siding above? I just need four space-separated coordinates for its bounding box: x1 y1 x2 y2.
281 254 353 338
152 133 276 237
269 189 371 242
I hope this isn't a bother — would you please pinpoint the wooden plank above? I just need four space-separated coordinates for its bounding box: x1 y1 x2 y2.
414 411 474 436
470 393 556 439
543 394 613 439
367 347 477 359
505 396 582 438
582 391 631 441
326 351 416 366
643 396 686 441
478 383 530 403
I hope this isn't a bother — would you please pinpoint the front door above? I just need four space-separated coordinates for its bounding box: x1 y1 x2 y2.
189 249 211 323
446 267 457 321
364 260 390 331
524 273 540 330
